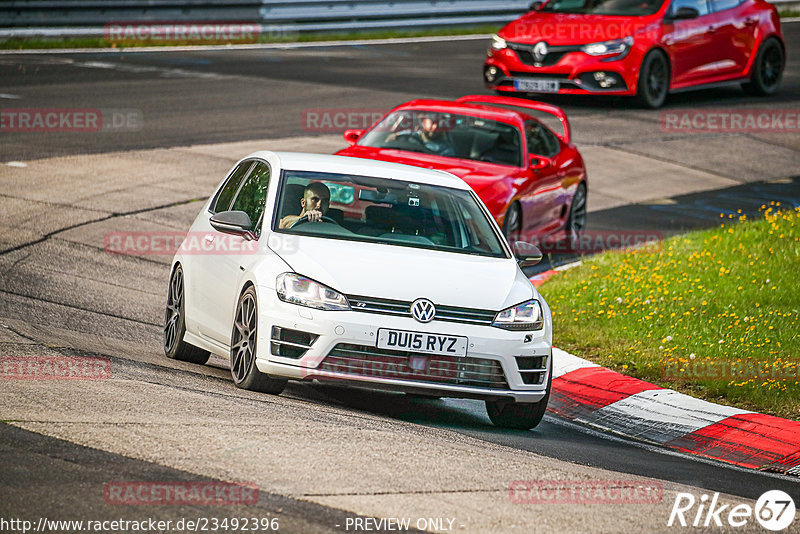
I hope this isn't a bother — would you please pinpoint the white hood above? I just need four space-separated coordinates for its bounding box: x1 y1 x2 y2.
269 234 536 311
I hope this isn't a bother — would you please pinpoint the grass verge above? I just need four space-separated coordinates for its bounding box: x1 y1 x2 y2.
0 25 500 50
542 204 800 420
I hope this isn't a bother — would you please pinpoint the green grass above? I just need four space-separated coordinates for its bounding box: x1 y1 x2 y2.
779 10 800 17
0 25 500 50
543 204 800 419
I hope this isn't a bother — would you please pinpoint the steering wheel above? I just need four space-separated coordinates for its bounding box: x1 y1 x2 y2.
390 132 436 154
289 215 340 229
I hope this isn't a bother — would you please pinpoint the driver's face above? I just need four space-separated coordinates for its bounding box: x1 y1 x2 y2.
301 189 330 214
421 117 439 137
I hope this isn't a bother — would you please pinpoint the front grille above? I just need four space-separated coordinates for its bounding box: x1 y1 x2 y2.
270 326 318 359
318 343 509 389
346 295 496 326
508 42 581 67
508 71 572 80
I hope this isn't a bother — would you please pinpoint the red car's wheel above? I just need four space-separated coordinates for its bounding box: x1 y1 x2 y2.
566 183 587 241
636 50 670 109
742 37 784 96
502 203 522 243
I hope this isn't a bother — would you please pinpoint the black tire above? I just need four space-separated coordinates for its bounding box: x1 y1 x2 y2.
164 265 210 364
230 286 287 394
486 355 551 430
742 37 784 96
565 182 587 252
636 50 670 109
502 202 522 244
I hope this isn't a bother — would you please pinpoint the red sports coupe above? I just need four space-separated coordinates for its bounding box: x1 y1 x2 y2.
335 95 587 247
484 0 785 107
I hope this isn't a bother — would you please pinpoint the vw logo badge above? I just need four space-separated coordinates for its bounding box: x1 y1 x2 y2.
410 298 436 323
533 41 548 64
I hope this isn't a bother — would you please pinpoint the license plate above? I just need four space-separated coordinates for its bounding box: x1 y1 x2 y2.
377 329 468 357
514 79 560 93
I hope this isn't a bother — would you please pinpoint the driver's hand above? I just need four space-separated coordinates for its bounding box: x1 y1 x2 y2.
306 209 324 222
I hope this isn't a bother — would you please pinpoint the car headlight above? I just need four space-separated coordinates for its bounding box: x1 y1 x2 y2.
581 36 633 57
490 34 507 50
492 300 544 331
276 273 350 311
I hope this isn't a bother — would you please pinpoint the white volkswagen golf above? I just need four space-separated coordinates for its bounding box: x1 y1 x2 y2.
164 152 552 429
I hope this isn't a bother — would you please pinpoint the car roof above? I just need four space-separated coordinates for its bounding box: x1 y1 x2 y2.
392 99 531 125
245 151 472 190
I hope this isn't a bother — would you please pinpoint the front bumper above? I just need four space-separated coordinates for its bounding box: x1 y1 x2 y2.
484 46 639 95
255 291 552 403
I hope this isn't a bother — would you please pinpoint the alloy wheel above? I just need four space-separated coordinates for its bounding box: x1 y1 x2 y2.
231 291 257 384
164 267 183 354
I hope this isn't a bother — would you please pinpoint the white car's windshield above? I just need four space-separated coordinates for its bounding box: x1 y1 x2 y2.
273 170 508 258
357 110 523 167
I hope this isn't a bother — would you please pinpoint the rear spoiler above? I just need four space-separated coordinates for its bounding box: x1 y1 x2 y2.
455 95 571 144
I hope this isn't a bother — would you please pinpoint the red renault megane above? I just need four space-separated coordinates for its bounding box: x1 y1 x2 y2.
336 95 587 246
484 0 785 107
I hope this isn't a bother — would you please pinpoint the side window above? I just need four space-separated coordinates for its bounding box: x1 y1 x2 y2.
212 161 253 213
525 121 560 158
710 0 739 12
671 0 710 16
230 161 271 234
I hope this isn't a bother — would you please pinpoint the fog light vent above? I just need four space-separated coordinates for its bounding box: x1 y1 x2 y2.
516 355 547 385
270 326 318 359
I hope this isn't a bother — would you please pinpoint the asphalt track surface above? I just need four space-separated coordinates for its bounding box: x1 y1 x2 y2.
1 23 800 532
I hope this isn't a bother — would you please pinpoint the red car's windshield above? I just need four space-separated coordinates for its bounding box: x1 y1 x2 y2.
358 110 523 167
540 0 665 16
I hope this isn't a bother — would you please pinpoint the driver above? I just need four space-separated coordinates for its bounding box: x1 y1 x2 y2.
390 112 455 157
279 182 331 229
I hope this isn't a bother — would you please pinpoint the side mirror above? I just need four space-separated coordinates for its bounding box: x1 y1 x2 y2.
529 0 544 9
670 6 699 19
343 129 364 145
513 241 543 267
529 154 553 169
210 210 257 240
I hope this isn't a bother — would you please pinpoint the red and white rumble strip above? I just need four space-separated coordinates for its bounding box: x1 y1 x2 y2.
549 347 800 471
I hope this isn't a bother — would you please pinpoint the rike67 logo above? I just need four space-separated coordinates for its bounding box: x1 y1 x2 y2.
668 490 796 531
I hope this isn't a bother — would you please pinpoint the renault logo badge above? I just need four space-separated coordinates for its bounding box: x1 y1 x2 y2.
410 298 436 323
533 41 548 64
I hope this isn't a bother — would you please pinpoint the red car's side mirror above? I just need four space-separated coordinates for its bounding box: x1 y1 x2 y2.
343 129 364 145
529 154 553 169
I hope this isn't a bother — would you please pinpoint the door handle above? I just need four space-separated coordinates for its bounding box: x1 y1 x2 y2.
744 17 756 25
706 26 717 34
204 235 214 243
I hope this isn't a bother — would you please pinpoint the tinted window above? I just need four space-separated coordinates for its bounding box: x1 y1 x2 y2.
358 110 523 167
710 0 739 12
213 161 253 213
671 0 710 16
525 121 560 158
274 170 507 258
231 161 271 232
